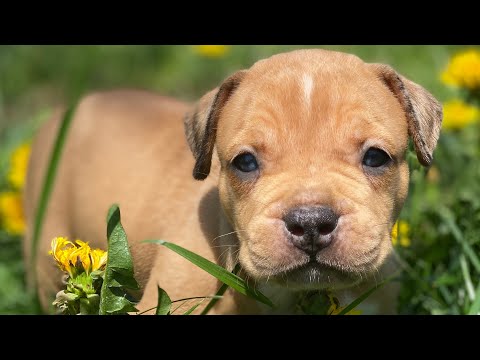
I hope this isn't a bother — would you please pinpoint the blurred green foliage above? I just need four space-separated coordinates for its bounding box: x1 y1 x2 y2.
0 45 469 132
0 45 479 314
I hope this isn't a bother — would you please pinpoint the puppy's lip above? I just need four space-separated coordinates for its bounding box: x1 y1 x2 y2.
246 252 353 278
290 260 351 276
269 258 355 280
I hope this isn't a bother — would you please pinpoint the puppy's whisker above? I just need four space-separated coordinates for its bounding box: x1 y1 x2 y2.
233 248 240 261
210 229 248 243
211 230 245 242
210 244 239 249
211 231 238 242
218 244 241 264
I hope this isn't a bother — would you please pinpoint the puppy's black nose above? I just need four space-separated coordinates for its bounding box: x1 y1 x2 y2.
283 206 339 254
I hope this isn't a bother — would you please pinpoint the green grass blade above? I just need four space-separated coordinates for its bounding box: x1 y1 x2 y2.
145 240 273 307
156 287 172 315
171 295 223 304
337 271 399 315
438 207 480 274
183 302 202 315
438 285 455 307
170 301 188 315
460 254 475 302
201 263 241 315
30 104 77 302
468 282 480 315
336 284 383 315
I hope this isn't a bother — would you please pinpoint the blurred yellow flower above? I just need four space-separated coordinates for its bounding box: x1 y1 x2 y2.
0 191 25 235
441 49 480 89
392 220 411 247
193 45 230 58
442 99 479 131
8 143 31 190
329 304 363 315
327 292 362 315
49 237 107 278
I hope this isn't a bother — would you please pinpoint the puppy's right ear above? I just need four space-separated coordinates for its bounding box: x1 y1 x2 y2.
184 70 247 180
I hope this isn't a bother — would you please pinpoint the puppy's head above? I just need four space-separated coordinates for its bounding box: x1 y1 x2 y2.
184 49 442 290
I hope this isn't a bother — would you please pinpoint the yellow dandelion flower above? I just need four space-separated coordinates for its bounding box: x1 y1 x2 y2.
70 240 92 275
193 45 230 58
49 237 107 314
442 99 479 131
0 191 26 235
49 237 107 277
90 248 108 272
441 49 480 89
50 236 74 259
49 237 76 277
392 220 411 247
7 143 31 190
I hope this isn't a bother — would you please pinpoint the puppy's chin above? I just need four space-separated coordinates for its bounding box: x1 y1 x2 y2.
269 262 362 291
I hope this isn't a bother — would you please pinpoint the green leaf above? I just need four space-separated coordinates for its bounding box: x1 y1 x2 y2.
145 240 273 308
99 204 140 315
433 273 459 286
79 294 100 315
156 287 171 315
30 104 77 306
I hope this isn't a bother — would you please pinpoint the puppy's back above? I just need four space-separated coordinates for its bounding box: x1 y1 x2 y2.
23 89 196 311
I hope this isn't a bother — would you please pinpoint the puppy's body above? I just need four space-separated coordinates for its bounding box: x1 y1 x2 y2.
24 49 441 314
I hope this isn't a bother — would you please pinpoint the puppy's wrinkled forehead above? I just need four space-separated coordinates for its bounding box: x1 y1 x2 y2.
217 50 407 159
186 48 441 181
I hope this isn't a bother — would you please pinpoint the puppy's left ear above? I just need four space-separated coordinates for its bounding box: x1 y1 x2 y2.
369 64 443 167
184 70 247 180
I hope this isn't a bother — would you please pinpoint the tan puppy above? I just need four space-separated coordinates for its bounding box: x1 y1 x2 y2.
23 49 442 314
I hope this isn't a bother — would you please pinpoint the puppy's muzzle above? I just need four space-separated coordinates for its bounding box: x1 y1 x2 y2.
283 206 339 255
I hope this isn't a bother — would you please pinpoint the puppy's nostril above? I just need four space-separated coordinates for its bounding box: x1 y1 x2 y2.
318 222 337 235
287 224 305 237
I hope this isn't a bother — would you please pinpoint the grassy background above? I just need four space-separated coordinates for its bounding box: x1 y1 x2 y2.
0 45 479 314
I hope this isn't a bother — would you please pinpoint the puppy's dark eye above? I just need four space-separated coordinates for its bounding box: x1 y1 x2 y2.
362 148 391 168
232 152 259 173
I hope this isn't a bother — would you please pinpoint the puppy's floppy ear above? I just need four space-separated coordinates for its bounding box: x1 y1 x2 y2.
369 64 443 167
184 70 247 180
